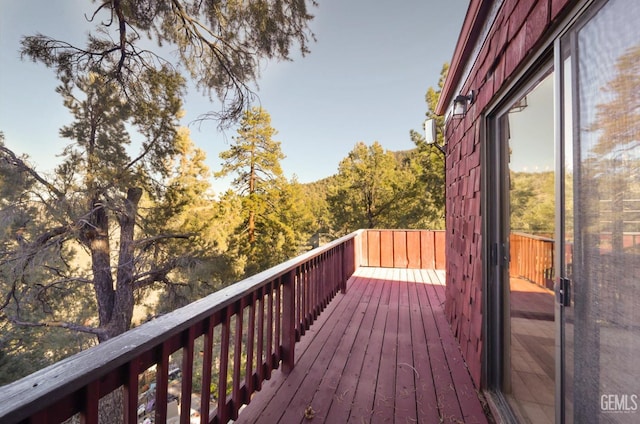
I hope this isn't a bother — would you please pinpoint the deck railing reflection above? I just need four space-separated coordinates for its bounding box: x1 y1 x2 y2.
510 232 555 289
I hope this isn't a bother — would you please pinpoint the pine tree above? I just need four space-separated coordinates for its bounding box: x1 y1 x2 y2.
20 0 317 126
216 107 289 272
0 67 214 354
328 141 408 233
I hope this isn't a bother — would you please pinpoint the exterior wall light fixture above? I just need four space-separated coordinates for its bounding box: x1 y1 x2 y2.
452 90 476 117
423 118 446 154
509 95 528 113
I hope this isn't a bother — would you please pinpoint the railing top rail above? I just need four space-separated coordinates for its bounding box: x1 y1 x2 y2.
367 228 445 232
510 231 555 242
0 230 362 423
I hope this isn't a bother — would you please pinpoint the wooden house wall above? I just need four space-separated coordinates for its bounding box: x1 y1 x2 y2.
443 0 575 386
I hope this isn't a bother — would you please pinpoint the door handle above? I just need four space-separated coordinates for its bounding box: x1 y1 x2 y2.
557 277 571 307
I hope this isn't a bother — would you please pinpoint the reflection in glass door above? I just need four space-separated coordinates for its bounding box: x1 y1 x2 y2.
491 69 557 423
559 0 640 422
507 72 556 424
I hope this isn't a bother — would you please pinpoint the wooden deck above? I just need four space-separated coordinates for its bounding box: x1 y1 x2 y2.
236 267 490 424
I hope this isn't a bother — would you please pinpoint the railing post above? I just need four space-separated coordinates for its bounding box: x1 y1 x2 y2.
340 243 347 294
282 269 296 374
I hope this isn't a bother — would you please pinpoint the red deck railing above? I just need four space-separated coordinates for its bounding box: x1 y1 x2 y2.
509 231 640 290
0 229 445 424
509 232 555 289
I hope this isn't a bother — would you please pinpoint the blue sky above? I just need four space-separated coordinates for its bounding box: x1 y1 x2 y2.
0 1 468 192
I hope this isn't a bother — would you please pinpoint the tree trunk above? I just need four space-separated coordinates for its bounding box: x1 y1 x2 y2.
87 198 115 341
249 210 256 243
108 187 143 339
249 159 256 243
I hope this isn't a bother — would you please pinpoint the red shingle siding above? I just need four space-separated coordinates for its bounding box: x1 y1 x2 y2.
444 107 482 386
444 0 576 387
526 1 550 52
505 25 527 79
551 0 573 20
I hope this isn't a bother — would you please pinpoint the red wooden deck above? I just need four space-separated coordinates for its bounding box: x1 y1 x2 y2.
236 267 490 424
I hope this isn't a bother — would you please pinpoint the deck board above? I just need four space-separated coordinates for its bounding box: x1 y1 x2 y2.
323 276 382 423
236 267 489 424
395 269 418 422
239 271 366 423
349 276 388 422
371 270 399 423
408 269 441 423
416 268 464 423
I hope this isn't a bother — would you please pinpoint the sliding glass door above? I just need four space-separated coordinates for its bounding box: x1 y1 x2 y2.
487 66 556 423
487 2 640 422
558 0 640 422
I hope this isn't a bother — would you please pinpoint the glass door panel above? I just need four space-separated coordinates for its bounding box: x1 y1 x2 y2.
561 0 640 422
495 69 556 423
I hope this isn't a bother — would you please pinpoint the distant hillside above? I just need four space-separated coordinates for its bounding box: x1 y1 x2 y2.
391 149 416 163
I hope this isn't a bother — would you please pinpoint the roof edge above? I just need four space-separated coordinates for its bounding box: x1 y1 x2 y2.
436 0 495 115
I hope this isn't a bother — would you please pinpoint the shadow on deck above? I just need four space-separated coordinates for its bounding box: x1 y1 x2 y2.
237 267 490 424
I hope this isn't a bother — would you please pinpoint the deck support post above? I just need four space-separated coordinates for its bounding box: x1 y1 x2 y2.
282 269 296 374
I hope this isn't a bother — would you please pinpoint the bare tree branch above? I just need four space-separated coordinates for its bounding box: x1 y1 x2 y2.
134 233 193 248
0 283 17 312
0 146 64 199
133 257 186 290
8 317 106 338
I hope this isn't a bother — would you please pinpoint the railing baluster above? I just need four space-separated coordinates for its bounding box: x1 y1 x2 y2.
321 253 327 309
328 250 334 304
200 315 215 424
302 265 308 335
297 266 304 337
124 358 139 424
305 263 311 329
282 270 296 374
331 249 336 295
217 308 232 424
317 257 322 316
331 247 337 299
266 281 274 378
318 252 322 314
305 261 312 325
318 256 323 309
340 242 347 294
180 326 195 424
321 253 327 311
155 343 170 424
28 409 48 424
80 380 99 424
274 279 282 366
306 263 311 329
231 299 245 419
298 264 304 330
256 287 265 389
245 292 256 397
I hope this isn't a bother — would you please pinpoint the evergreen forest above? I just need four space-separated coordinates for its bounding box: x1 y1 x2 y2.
0 77 448 386
0 0 451 386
